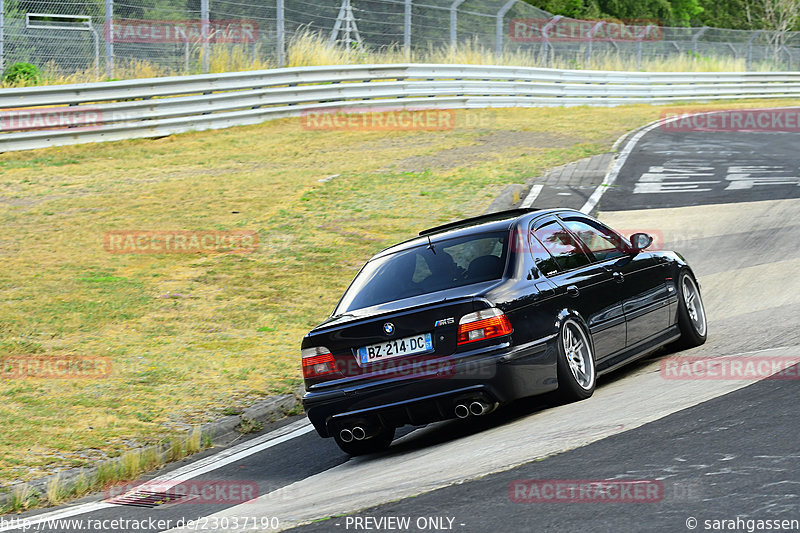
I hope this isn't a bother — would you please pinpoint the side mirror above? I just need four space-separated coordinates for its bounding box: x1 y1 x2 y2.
629 233 653 252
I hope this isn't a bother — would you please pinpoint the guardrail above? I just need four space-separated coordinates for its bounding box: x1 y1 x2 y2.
2 64 800 153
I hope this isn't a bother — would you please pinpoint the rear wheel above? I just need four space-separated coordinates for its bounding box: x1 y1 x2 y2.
556 318 596 401
333 426 395 456
672 271 707 349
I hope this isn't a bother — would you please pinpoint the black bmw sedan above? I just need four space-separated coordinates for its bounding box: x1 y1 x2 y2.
301 208 707 455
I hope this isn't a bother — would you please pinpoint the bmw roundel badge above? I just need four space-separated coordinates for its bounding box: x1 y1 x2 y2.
383 322 395 335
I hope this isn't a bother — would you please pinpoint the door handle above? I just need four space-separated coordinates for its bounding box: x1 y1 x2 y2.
566 285 580 297
612 271 625 283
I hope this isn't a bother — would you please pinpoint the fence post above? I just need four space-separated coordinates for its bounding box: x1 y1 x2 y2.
691 26 708 58
540 15 561 67
277 0 285 66
105 0 113 79
635 25 654 70
585 21 605 67
201 0 209 73
0 0 4 72
450 0 466 50
404 0 411 59
746 30 762 71
495 0 516 60
89 24 100 78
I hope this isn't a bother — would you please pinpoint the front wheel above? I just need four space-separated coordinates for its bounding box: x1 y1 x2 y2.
556 318 596 401
333 426 395 456
672 271 707 350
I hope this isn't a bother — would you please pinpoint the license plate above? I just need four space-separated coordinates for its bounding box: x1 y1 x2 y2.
357 333 434 365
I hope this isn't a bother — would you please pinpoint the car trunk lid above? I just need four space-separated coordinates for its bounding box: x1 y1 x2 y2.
304 294 492 385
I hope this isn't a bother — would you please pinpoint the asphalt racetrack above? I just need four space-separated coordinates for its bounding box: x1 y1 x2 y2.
3 115 799 533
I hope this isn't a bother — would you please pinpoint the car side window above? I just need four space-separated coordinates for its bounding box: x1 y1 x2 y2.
532 220 591 272
527 227 560 276
559 217 628 263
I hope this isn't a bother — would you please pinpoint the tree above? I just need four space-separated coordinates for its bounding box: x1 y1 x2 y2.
748 0 800 54
695 0 751 28
524 0 703 26
11 1 103 17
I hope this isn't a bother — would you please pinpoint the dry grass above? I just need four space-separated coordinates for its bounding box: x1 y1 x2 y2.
1 99 799 489
0 428 211 513
0 30 783 88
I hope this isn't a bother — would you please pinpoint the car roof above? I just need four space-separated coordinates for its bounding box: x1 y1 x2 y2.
372 207 577 259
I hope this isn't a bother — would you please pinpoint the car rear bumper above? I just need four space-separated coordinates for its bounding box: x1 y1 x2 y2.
302 339 556 437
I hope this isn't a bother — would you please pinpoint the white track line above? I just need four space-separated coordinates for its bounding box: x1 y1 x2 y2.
580 118 669 215
579 105 800 215
164 345 800 532
151 419 313 483
520 184 543 208
0 419 313 532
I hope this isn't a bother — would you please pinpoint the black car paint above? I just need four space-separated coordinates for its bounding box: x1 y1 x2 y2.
301 208 693 440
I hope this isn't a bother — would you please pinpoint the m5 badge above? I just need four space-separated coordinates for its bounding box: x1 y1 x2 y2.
434 317 454 327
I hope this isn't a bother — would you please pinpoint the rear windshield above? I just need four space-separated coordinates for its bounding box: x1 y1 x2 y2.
335 231 508 313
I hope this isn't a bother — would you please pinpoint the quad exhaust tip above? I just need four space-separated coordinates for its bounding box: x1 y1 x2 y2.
455 400 497 419
470 401 489 416
340 426 371 441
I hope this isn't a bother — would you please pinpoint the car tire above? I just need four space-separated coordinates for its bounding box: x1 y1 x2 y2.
333 426 395 456
556 318 596 401
672 270 707 350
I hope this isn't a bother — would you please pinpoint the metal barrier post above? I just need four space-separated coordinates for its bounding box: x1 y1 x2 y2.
691 26 709 58
496 0 516 60
585 21 605 66
636 25 654 70
540 16 562 67
201 0 209 73
747 30 763 71
0 0 4 72
89 23 100 78
277 0 285 67
404 0 411 59
104 0 113 79
450 0 466 50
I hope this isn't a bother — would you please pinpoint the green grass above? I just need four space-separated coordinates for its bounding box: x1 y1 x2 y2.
1 100 797 488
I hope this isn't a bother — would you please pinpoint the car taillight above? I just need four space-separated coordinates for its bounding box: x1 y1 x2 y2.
301 346 337 378
457 308 513 345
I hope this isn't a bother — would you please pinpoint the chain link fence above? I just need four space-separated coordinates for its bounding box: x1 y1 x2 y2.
1 0 799 79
